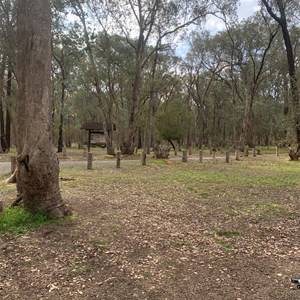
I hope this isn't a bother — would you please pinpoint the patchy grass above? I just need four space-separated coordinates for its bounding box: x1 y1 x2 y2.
215 229 240 238
0 207 51 234
2 154 300 299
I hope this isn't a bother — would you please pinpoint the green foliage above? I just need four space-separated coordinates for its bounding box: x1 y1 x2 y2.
155 99 192 142
0 207 59 235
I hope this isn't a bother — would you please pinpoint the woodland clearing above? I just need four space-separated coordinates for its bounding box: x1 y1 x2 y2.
0 150 300 299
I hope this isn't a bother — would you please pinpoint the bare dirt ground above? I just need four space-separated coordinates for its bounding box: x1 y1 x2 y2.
1 152 300 299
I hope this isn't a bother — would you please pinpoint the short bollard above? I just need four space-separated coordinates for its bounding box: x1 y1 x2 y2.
225 151 230 163
182 150 187 162
87 152 93 170
116 151 121 169
141 152 147 166
235 149 239 161
199 149 203 163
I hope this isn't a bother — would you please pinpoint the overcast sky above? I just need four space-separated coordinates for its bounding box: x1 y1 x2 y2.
238 0 260 20
204 0 260 33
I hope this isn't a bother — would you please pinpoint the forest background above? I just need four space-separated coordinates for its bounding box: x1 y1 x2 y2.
0 0 299 157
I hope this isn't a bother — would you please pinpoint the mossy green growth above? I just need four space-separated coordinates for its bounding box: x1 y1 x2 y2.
0 207 54 234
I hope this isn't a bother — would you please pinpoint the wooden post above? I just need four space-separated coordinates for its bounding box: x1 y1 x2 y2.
225 151 230 163
62 146 67 158
257 148 261 155
199 149 203 163
0 200 3 213
276 146 279 156
253 147 256 157
141 151 147 166
11 156 16 174
87 152 93 170
116 151 121 169
182 150 187 162
212 150 216 163
235 149 240 161
87 130 91 152
245 148 249 157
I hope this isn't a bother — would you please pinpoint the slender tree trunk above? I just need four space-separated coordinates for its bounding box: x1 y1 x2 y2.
121 75 141 155
5 68 12 151
57 79 66 153
240 94 255 148
0 56 6 152
16 0 70 217
261 0 300 158
197 103 205 149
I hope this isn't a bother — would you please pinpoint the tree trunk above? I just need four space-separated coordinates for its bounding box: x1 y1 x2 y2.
5 68 12 151
0 55 6 152
261 0 300 159
57 80 66 153
16 0 70 218
240 94 254 148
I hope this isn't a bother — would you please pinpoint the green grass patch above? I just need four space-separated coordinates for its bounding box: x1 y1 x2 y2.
90 237 111 251
216 230 240 238
214 238 232 249
0 207 66 235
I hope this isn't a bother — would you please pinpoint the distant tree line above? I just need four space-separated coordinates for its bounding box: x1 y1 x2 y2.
0 0 299 156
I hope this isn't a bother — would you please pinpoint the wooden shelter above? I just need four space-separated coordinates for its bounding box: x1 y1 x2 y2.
81 122 105 152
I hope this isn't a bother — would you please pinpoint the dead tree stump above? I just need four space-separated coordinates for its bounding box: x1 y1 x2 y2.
153 145 170 159
87 152 93 170
116 151 121 168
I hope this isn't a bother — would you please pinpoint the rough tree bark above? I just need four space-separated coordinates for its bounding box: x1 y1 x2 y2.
16 0 70 217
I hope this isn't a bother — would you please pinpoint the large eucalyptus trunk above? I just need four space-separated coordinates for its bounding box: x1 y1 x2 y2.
16 0 70 218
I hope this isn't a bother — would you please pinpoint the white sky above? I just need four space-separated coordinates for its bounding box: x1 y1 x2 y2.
237 0 260 20
204 0 260 33
176 0 261 57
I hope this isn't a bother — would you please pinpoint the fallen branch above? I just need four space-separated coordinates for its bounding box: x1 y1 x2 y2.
2 169 17 184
